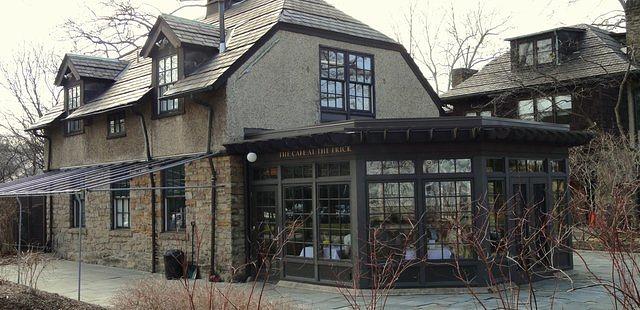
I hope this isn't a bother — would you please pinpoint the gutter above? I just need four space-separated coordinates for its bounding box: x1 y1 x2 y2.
133 108 158 273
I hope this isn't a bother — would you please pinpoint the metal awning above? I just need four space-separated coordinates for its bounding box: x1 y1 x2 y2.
0 153 215 197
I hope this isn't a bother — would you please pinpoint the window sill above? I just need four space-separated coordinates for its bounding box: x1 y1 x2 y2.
64 130 84 137
153 109 185 120
159 231 188 241
68 227 87 235
107 133 126 140
109 229 132 237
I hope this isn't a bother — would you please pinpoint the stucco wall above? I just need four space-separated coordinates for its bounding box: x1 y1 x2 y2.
49 111 146 169
48 89 226 169
224 30 440 141
48 30 439 169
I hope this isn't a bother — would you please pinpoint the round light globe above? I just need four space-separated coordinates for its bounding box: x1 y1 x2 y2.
246 152 258 163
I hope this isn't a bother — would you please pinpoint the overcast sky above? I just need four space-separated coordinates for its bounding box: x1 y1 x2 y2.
0 0 624 117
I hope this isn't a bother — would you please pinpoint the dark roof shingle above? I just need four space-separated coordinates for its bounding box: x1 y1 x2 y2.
442 24 637 100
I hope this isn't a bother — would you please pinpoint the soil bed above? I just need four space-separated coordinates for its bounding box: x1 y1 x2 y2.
0 280 105 310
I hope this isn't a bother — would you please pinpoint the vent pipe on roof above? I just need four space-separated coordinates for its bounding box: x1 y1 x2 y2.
219 0 227 53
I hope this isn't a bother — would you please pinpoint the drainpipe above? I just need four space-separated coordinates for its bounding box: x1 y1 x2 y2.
33 131 54 250
134 109 158 273
193 94 219 280
16 196 22 285
206 101 219 280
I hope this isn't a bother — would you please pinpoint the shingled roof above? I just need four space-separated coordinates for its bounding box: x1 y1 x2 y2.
140 14 220 57
67 54 152 120
30 0 439 130
54 54 129 86
441 24 637 101
163 0 398 98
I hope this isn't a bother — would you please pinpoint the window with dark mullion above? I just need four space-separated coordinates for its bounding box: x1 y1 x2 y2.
157 54 180 115
320 49 345 109
70 194 85 228
320 47 374 114
163 165 186 231
108 112 126 137
112 180 130 229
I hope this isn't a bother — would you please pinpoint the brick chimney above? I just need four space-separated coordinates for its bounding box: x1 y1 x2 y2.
626 0 640 62
450 68 478 89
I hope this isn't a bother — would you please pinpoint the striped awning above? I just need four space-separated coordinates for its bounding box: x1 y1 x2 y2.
0 153 215 197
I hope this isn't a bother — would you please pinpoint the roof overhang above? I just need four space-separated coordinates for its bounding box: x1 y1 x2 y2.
224 117 594 154
505 27 586 41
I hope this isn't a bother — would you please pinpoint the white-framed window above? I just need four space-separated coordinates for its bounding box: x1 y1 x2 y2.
157 54 180 115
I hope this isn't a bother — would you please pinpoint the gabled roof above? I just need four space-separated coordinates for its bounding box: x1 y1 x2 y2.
163 0 402 98
54 54 129 86
442 24 638 101
140 14 220 57
67 54 153 120
30 0 442 130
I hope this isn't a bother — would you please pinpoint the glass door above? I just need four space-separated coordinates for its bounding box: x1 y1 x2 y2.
510 178 549 269
251 186 279 280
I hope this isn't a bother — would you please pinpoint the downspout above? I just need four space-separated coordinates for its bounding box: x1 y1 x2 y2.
134 109 158 273
194 94 219 280
206 102 219 280
33 130 53 250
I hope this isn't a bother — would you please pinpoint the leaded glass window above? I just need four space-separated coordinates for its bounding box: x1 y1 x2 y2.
318 184 351 260
284 185 314 257
320 47 374 114
424 180 474 260
368 182 416 258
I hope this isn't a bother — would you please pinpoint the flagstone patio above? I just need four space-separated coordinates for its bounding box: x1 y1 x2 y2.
0 251 619 309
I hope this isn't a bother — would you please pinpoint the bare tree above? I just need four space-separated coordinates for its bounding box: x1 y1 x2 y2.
0 44 62 178
62 0 207 58
394 0 510 93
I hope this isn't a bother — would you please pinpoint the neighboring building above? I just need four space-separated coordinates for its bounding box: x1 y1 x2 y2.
0 0 590 288
442 23 640 140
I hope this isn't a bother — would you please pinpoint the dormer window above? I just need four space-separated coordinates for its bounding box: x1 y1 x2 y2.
68 86 81 110
517 37 555 67
65 84 83 135
157 54 180 115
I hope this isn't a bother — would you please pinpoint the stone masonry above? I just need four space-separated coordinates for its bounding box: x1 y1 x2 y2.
47 155 245 280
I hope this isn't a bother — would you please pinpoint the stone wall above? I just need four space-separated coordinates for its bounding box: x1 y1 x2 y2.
47 155 245 280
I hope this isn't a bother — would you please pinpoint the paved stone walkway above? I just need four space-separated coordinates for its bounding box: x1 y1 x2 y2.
0 251 622 309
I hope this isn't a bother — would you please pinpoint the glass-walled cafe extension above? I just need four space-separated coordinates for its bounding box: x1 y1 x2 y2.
227 117 592 288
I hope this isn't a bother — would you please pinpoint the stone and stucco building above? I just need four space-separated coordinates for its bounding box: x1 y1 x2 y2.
6 0 441 279
0 0 592 288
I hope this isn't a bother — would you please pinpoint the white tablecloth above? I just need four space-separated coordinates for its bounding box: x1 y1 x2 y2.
299 246 314 258
427 245 453 260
